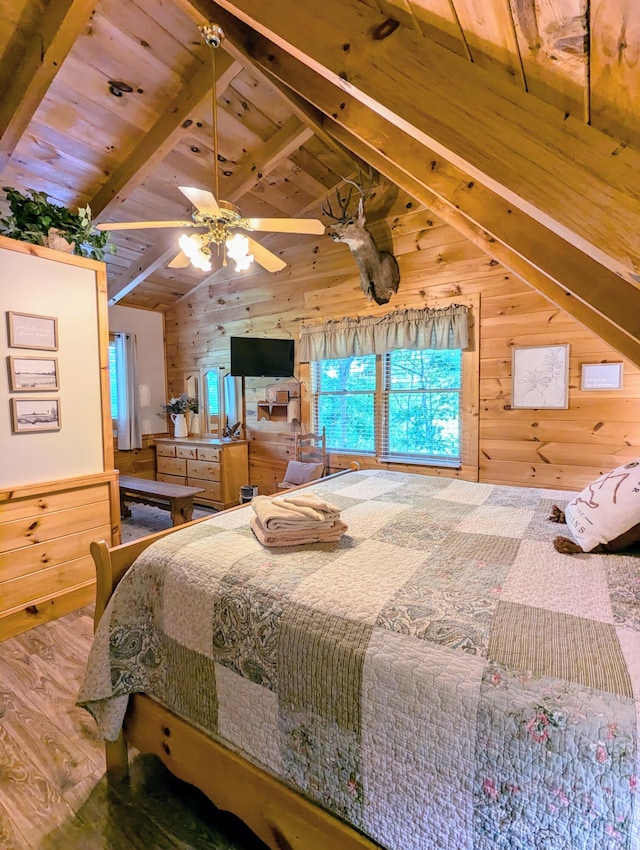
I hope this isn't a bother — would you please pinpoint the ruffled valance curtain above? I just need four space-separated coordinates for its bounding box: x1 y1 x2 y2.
298 304 469 362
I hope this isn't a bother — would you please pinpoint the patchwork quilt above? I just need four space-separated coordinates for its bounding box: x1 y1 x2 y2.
79 469 640 850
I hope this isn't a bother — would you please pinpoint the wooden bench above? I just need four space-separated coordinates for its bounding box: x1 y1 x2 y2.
119 475 205 526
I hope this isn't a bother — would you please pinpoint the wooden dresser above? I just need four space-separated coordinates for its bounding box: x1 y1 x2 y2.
155 437 249 511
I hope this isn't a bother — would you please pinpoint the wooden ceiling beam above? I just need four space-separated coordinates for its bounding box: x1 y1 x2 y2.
212 0 640 286
90 54 241 221
221 116 313 201
108 237 182 305
0 0 96 173
211 9 640 368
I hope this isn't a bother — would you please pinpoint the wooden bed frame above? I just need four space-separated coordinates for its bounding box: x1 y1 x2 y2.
90 465 381 850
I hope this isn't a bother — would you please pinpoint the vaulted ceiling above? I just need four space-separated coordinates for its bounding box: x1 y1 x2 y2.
1 0 640 366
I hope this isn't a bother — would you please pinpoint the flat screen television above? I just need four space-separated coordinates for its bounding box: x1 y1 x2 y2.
230 336 294 378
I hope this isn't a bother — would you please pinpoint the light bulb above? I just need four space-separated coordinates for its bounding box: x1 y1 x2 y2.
226 233 254 272
179 233 212 271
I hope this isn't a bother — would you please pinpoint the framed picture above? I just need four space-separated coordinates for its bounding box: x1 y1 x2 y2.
7 356 59 392
581 362 623 391
512 344 569 409
10 398 61 433
7 311 58 350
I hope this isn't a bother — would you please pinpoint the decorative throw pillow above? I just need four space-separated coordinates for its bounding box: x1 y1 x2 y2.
557 459 640 553
284 460 324 486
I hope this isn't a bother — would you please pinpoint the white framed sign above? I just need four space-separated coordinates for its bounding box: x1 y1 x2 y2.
512 344 569 409
581 362 623 391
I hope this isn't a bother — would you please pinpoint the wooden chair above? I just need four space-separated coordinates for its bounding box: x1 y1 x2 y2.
277 427 327 490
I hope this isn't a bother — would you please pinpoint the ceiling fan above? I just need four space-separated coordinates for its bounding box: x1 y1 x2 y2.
96 24 325 274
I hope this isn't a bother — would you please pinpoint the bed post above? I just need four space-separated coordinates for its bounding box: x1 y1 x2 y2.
90 540 130 781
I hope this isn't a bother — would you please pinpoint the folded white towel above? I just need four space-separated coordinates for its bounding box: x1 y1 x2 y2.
251 515 348 547
252 494 336 530
273 493 341 523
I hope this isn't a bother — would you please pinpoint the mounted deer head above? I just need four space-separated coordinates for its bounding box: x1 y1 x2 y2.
323 178 400 306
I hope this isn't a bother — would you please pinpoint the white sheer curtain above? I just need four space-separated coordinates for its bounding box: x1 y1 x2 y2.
115 332 142 450
298 305 469 362
224 373 242 428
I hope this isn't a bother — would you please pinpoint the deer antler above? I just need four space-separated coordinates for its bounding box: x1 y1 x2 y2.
321 185 354 221
322 166 379 220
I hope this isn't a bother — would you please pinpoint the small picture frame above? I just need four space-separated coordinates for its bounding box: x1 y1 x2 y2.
512 344 570 409
8 356 59 392
11 398 61 433
581 362 623 391
7 311 58 350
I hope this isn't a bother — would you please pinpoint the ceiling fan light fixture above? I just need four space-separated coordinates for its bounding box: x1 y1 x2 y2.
226 233 254 271
179 233 212 271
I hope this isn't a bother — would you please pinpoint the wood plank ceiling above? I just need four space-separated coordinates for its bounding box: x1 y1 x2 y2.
0 0 639 363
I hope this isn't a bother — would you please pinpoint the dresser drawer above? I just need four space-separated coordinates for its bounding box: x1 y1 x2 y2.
157 457 187 477
187 458 220 482
157 473 187 487
176 446 197 459
197 446 220 462
191 481 221 503
156 444 176 458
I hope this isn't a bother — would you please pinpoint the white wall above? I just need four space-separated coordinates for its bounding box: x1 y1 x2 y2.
0 246 104 487
108 305 166 435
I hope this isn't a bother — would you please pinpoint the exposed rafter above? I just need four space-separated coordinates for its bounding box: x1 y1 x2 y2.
212 0 640 287
221 116 313 201
108 237 180 305
90 54 241 221
0 0 96 172
206 3 640 368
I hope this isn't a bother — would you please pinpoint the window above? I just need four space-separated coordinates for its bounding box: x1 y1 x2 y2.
108 336 118 420
312 355 376 452
312 348 462 466
202 369 220 434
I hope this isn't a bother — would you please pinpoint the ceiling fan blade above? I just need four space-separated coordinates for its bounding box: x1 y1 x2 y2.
96 220 198 231
168 250 191 269
178 186 221 216
246 237 287 272
243 217 325 235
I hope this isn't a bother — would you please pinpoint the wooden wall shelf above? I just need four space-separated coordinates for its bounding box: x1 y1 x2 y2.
257 402 289 422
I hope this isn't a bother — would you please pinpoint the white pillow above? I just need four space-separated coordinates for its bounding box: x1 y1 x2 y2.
284 460 324 486
564 460 640 552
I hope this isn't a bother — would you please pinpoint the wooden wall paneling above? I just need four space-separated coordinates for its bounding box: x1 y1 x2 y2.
450 0 524 81
396 0 470 56
164 151 640 497
590 0 640 149
508 0 589 119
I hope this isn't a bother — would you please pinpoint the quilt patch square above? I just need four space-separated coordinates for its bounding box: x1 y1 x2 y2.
216 661 282 774
603 553 640 631
278 605 372 733
211 580 283 690
434 479 495 505
488 600 632 696
290 539 426 623
361 629 484 850
474 662 638 850
336 476 405 500
162 636 218 733
162 559 220 658
456 504 535 538
340 498 409 537
502 539 614 622
279 709 364 828
374 498 478 545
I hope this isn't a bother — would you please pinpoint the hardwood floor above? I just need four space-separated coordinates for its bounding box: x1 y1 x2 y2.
0 608 268 849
